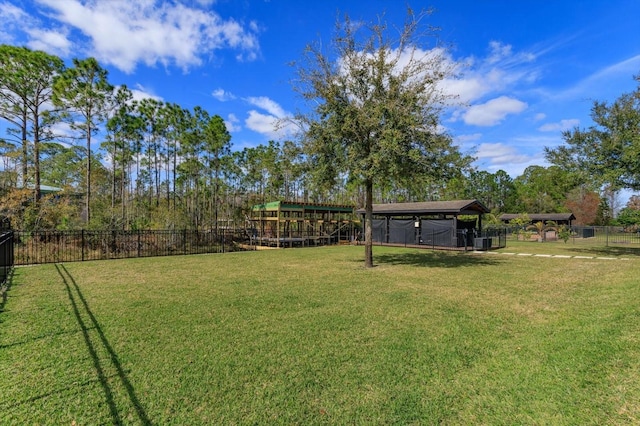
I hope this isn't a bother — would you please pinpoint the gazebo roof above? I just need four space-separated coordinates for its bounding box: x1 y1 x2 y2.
252 200 354 213
357 199 490 216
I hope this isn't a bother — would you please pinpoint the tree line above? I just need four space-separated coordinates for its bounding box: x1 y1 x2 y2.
0 45 305 230
1 36 639 233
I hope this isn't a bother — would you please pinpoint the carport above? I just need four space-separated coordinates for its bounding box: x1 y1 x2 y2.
357 199 491 249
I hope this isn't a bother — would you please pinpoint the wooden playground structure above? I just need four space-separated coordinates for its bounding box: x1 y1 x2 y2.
249 201 358 248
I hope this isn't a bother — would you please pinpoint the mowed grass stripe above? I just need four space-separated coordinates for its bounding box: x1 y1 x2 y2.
1 245 639 424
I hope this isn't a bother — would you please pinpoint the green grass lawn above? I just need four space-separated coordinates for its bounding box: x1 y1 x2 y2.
1 245 639 424
501 238 640 258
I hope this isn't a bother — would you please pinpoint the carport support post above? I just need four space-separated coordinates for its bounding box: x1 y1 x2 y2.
385 216 389 244
453 216 458 246
277 203 281 248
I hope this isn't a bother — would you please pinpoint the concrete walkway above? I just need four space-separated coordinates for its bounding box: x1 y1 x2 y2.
472 251 631 261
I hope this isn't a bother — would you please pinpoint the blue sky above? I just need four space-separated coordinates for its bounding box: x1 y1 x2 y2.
2 0 640 180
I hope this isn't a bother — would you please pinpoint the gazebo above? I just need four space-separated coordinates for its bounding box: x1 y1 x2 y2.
357 199 491 248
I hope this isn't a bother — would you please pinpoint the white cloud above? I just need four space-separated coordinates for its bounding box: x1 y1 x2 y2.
440 76 488 105
243 96 296 139
245 96 287 118
454 133 482 147
0 1 25 20
29 0 261 73
335 40 537 113
533 112 546 122
463 96 528 126
487 40 513 64
486 40 537 67
245 110 279 137
26 28 72 57
474 142 542 177
476 142 531 163
225 113 241 132
538 118 580 132
212 88 236 102
0 2 32 44
50 121 80 141
129 84 163 103
441 41 540 105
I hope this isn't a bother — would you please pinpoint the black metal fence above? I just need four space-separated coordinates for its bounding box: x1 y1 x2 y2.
506 225 640 247
1 231 14 287
369 228 507 251
481 228 508 250
13 229 252 265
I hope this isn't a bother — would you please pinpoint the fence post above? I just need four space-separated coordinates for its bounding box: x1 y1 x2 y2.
81 229 85 261
0 231 14 303
183 229 187 254
606 226 609 247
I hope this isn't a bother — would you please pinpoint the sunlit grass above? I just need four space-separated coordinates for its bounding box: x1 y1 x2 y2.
1 245 639 424
500 238 640 258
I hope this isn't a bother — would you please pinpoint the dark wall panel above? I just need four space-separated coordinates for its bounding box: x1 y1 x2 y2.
421 219 455 247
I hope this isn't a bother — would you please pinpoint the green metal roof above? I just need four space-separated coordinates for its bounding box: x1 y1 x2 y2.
19 184 63 194
252 200 354 213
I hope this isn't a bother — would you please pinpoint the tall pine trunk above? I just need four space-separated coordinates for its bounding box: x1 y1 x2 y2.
21 105 28 188
86 125 92 224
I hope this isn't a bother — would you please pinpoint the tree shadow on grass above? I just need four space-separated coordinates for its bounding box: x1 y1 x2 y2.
371 250 503 268
568 246 640 258
55 264 152 425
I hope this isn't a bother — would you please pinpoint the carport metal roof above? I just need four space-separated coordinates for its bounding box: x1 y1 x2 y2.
356 199 490 216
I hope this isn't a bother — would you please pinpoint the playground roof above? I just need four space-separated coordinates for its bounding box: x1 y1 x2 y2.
16 184 63 194
252 200 354 213
357 199 490 216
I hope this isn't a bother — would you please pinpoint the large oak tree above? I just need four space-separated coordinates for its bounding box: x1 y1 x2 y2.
290 10 471 267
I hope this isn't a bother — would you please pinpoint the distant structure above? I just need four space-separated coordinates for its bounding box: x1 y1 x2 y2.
249 201 357 248
499 213 576 226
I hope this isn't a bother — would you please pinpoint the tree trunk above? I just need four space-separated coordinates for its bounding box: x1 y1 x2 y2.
172 144 177 211
32 105 41 202
364 177 374 268
21 106 28 188
121 151 127 229
86 127 92 224
111 141 116 210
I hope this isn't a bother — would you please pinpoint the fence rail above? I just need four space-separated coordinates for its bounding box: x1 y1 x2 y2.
13 225 635 266
505 225 640 247
13 229 251 266
369 228 507 251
